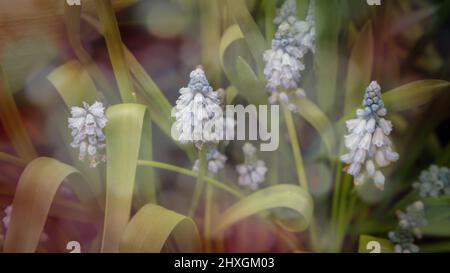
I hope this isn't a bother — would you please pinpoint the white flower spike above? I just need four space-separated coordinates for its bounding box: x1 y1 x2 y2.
236 143 268 191
264 0 315 111
68 101 107 168
174 67 224 147
341 81 399 190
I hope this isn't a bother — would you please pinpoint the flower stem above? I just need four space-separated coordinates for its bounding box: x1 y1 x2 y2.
95 0 135 103
282 106 308 190
282 106 319 249
204 183 213 252
189 148 207 217
137 159 243 198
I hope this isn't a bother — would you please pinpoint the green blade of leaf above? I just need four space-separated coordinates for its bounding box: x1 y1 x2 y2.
235 56 268 106
120 204 201 253
48 61 100 106
383 80 450 113
215 185 313 233
226 0 267 77
0 65 37 162
95 0 135 103
344 22 374 114
101 103 153 252
291 96 335 153
358 235 394 253
296 0 310 20
4 157 93 252
64 3 119 104
219 24 244 73
315 0 341 115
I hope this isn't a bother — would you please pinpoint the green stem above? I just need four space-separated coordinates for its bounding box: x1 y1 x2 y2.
204 184 213 252
189 148 207 217
95 0 135 103
137 160 243 198
282 106 308 190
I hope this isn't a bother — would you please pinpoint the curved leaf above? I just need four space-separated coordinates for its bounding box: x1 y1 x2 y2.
4 157 91 252
101 103 155 252
235 57 267 105
383 80 450 113
315 0 341 114
226 0 266 76
215 185 313 233
120 204 200 253
219 24 244 72
48 61 100 106
344 22 374 114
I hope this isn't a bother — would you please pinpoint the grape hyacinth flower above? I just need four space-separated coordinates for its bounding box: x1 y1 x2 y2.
388 228 420 253
274 0 297 26
68 101 107 168
413 165 450 198
388 201 427 253
341 81 399 190
173 67 224 147
396 201 427 238
236 143 268 190
263 0 315 111
2 205 48 243
193 148 227 174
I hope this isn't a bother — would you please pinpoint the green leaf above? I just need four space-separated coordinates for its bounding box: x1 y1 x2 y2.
263 0 276 43
215 185 313 233
315 0 341 115
48 61 100 106
120 204 201 252
95 0 135 103
226 0 267 76
225 86 239 105
4 157 93 252
235 56 268 106
0 65 37 162
296 0 310 20
101 103 155 252
291 96 335 153
383 80 450 113
219 24 244 73
344 22 374 114
358 235 394 253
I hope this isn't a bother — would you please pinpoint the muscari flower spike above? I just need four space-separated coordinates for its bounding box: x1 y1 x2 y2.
388 228 420 253
263 0 315 112
388 201 427 253
341 81 399 190
174 67 223 147
396 201 427 238
236 143 268 191
192 148 227 174
68 101 107 168
2 205 48 243
274 0 297 26
413 165 450 198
